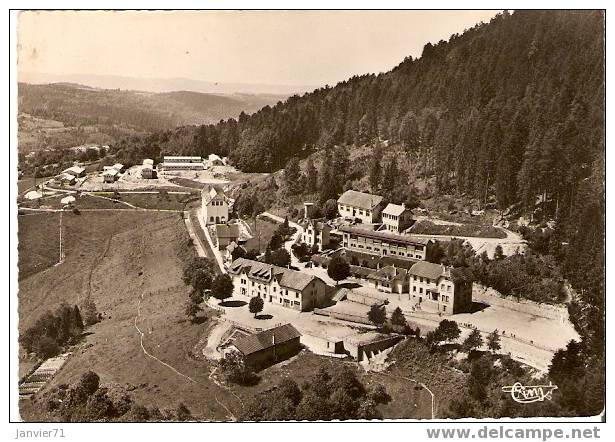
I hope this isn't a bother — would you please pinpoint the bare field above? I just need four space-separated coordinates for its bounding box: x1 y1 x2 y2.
18 211 241 421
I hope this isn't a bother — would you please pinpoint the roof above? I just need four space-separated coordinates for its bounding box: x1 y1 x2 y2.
216 224 240 238
143 159 154 165
368 265 408 282
202 185 227 204
303 219 331 234
349 265 374 278
229 258 322 292
163 156 202 161
103 169 118 177
60 196 76 204
112 163 124 170
63 166 85 175
332 287 351 302
59 173 76 181
337 190 383 210
408 261 446 280
383 203 410 217
339 226 432 246
226 241 246 253
208 153 223 162
232 324 301 356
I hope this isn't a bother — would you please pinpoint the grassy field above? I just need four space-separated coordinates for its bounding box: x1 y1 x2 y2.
409 220 507 239
17 212 62 280
18 207 435 421
18 210 242 421
19 191 200 212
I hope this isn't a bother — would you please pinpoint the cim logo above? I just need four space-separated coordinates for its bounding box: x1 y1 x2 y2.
501 382 558 404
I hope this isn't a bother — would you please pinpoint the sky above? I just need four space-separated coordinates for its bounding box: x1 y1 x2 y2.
17 10 499 87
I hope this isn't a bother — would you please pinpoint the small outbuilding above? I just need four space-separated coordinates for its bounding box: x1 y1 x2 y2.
141 165 155 179
215 223 241 250
226 324 301 369
60 195 76 206
63 166 86 178
103 169 119 183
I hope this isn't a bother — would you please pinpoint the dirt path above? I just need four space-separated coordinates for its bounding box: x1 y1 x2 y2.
259 211 303 267
129 227 237 421
184 211 207 258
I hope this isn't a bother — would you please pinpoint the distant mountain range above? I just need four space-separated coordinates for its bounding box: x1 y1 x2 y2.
19 71 318 96
17 82 289 153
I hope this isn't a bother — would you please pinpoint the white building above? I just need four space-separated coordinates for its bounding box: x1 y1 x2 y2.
63 166 86 178
382 203 414 233
208 153 224 166
408 261 473 315
228 258 329 312
161 156 204 170
337 190 384 224
103 169 119 183
340 225 432 261
202 186 229 225
301 220 332 252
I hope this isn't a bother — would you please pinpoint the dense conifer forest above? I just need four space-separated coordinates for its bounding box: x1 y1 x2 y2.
113 10 604 415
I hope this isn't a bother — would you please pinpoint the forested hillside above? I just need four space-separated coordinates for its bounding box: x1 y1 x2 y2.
112 10 604 416
123 11 603 217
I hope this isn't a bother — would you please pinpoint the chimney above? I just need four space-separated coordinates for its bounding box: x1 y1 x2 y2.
304 202 314 220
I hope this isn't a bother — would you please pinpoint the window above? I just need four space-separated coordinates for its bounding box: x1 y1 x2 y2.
443 305 446 312
413 286 416 292
419 288 423 294
210 216 214 222
273 287 276 292
296 293 299 298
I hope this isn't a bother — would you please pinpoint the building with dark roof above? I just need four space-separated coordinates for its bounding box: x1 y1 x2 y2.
367 266 409 294
337 190 385 224
340 225 433 261
215 224 241 249
226 324 302 369
228 258 329 311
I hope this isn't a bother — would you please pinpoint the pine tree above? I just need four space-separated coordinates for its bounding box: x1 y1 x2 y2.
304 157 318 193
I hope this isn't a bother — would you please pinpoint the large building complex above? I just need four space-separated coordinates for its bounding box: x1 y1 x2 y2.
228 258 329 312
339 226 432 261
337 190 384 224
